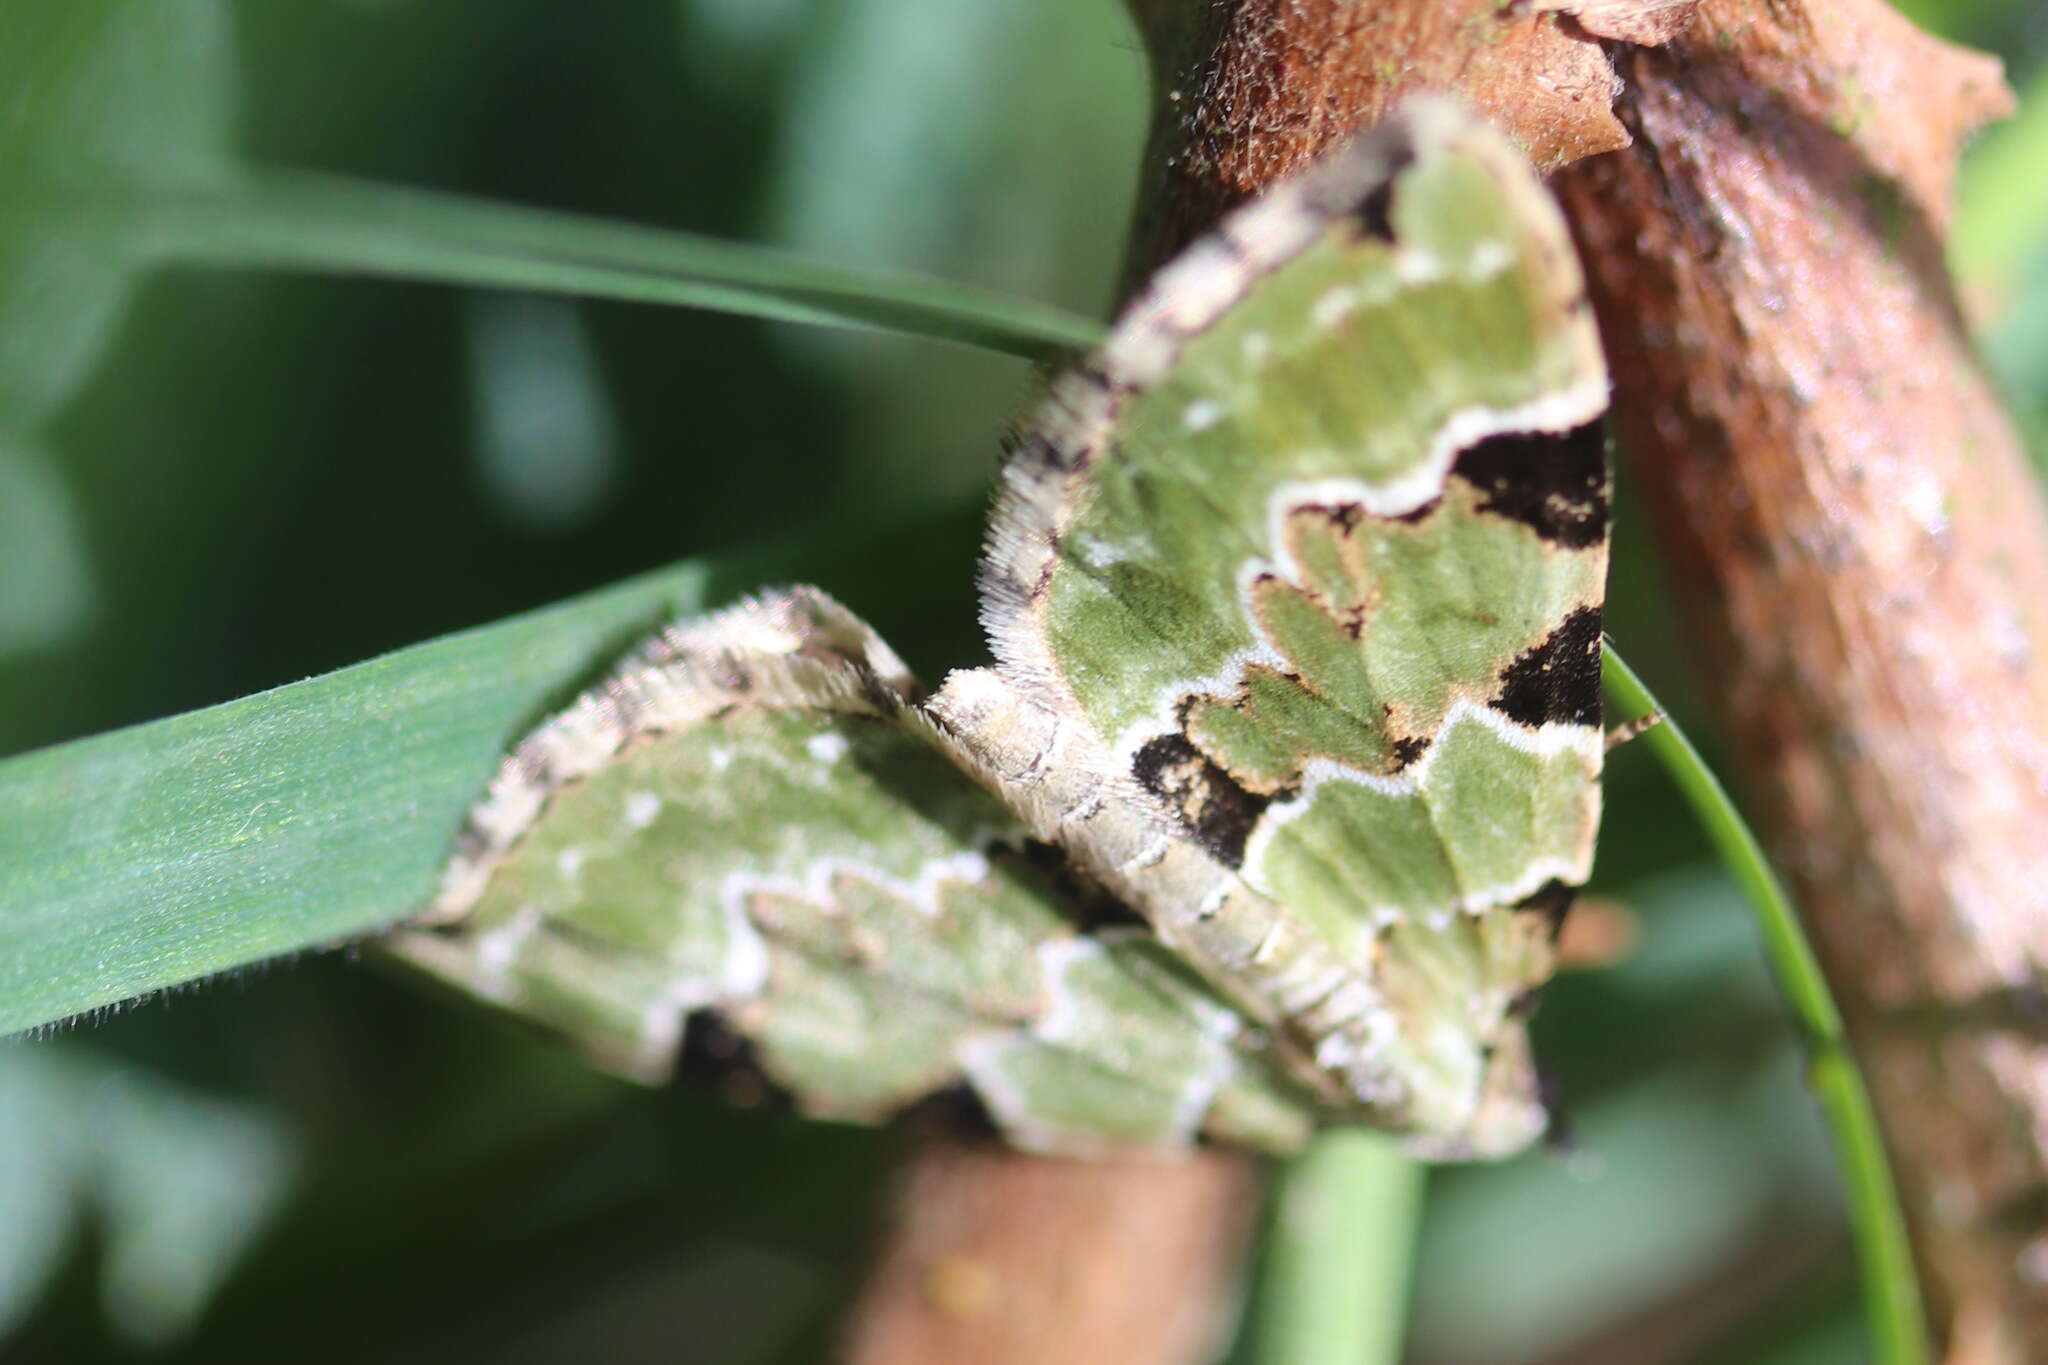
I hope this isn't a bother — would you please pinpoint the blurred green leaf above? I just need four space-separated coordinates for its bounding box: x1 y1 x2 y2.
766 0 1143 305
0 436 97 657
1955 67 2048 301
0 1049 72 1335
0 0 239 678
0 1043 294 1345
1411 1077 1786 1364
0 0 238 428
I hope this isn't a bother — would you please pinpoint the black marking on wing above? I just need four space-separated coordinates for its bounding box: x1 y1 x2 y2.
1350 141 1415 241
1355 180 1398 241
1504 880 1576 1041
1513 879 1578 938
1451 421 1610 549
1491 607 1604 728
677 1011 796 1112
1131 733 1272 869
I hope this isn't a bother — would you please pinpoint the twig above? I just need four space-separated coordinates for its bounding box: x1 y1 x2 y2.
839 1141 1260 1365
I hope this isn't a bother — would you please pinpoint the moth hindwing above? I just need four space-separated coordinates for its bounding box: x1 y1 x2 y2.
394 99 1609 1161
388 588 1320 1156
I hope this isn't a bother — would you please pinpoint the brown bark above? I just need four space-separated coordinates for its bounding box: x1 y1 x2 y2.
1555 10 2040 1361
839 1142 1261 1365
1128 1 2043 1361
1125 0 1636 274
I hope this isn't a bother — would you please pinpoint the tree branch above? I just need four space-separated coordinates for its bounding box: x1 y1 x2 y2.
1131 1 2040 1360
1554 8 2037 1360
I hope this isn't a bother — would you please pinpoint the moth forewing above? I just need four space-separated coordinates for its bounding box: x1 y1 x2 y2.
970 98 1610 1157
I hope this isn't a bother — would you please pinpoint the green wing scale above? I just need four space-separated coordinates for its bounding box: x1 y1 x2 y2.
392 100 1611 1159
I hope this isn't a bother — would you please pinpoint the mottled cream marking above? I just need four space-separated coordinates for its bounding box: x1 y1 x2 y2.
623 790 662 830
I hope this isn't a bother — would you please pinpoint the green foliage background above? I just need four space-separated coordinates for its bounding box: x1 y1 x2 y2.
0 1 2041 1359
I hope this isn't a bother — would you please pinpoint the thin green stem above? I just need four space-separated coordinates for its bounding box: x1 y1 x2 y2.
1601 645 1927 1365
12 169 1108 364
1250 1129 1425 1365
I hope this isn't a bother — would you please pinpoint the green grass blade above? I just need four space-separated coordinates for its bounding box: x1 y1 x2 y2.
0 561 712 1035
1249 1130 1424 1365
1601 644 1928 1365
13 169 1108 364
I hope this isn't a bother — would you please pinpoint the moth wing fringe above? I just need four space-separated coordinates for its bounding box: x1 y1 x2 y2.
424 586 917 925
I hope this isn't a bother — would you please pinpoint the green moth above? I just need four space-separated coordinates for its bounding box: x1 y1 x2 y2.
389 99 1610 1160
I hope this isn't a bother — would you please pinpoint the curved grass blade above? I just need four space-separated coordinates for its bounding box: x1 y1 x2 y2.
11 169 1107 365
0 561 712 1035
1601 644 1927 1365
